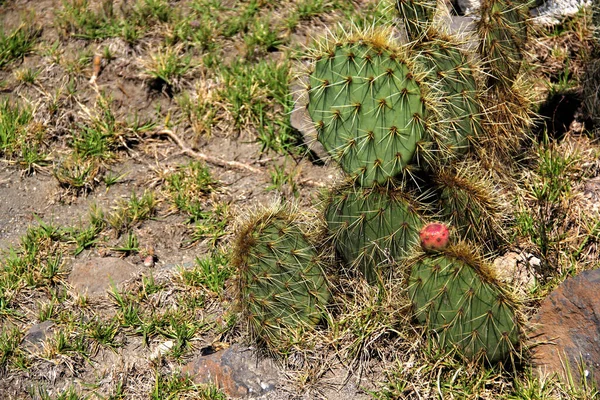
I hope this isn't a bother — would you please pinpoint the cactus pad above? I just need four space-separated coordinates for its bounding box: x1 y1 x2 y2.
395 0 438 41
325 183 424 283
477 0 529 87
433 165 505 250
415 36 482 160
232 204 330 352
308 35 430 186
409 244 520 364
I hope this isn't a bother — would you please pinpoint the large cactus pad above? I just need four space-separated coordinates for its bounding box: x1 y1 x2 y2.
477 0 529 87
308 39 429 186
409 246 520 364
326 183 424 283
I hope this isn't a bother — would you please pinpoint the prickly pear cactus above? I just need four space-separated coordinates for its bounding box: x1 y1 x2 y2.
395 0 438 41
231 204 330 353
477 0 529 87
408 243 521 364
325 183 424 283
414 34 482 161
307 30 434 187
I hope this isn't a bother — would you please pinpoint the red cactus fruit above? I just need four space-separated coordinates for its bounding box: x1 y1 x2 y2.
419 222 450 251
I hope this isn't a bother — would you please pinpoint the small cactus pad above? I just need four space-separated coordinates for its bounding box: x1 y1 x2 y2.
395 0 438 41
232 204 330 352
415 36 482 160
433 165 505 250
308 35 429 186
419 222 450 251
325 183 424 283
477 0 529 87
409 244 520 364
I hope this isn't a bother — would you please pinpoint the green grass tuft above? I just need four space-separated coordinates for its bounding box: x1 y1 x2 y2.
0 23 40 69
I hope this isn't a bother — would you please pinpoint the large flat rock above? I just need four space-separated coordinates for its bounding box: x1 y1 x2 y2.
531 269 600 387
68 257 142 297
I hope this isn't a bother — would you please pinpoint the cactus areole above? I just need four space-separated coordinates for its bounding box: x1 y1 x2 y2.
419 222 450 251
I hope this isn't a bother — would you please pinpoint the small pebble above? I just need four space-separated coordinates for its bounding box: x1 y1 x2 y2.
150 340 174 361
143 255 155 268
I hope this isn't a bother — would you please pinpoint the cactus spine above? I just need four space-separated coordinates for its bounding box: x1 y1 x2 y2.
325 183 424 283
433 163 507 250
476 0 529 88
395 0 438 41
413 34 483 162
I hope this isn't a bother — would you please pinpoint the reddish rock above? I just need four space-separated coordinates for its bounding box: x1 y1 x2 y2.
68 257 141 297
182 344 278 398
531 269 600 387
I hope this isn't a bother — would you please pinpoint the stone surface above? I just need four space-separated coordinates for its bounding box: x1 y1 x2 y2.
531 269 600 387
583 176 600 214
23 320 54 350
492 252 537 296
68 257 142 297
531 0 591 26
290 80 330 162
183 344 279 398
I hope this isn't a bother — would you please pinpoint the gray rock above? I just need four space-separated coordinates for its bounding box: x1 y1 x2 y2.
531 0 591 26
456 0 480 15
23 320 54 350
492 252 537 296
68 257 142 297
531 269 600 388
183 344 279 398
290 78 329 162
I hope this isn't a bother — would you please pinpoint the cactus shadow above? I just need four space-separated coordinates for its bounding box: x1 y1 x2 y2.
535 88 588 141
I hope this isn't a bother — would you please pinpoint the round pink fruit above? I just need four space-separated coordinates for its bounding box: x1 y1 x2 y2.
419 222 450 252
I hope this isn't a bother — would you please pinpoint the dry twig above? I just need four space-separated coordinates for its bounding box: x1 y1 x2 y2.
155 128 263 174
153 128 326 187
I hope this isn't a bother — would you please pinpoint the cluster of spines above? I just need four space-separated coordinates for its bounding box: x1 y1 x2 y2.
413 33 484 165
432 163 507 251
395 0 438 41
231 203 330 353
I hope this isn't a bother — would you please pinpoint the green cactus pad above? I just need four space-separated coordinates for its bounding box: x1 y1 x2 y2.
325 183 424 283
308 37 429 187
232 204 330 352
409 245 520 364
415 36 482 160
477 0 529 87
395 0 438 41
